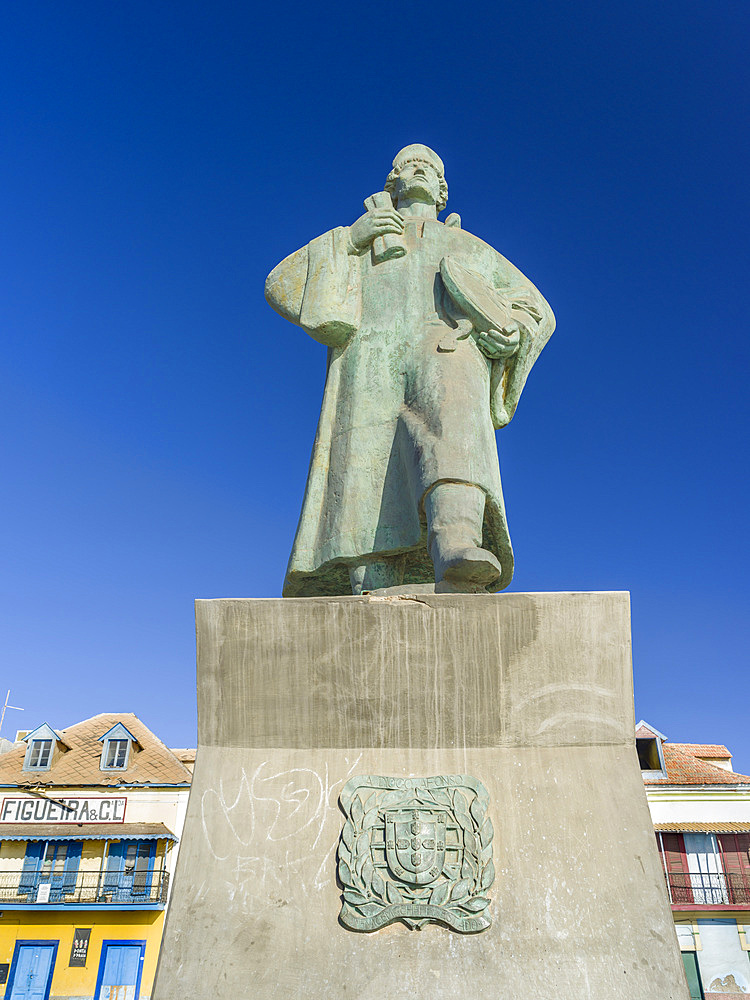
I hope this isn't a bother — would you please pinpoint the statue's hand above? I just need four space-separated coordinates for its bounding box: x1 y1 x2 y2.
476 324 521 360
349 207 404 252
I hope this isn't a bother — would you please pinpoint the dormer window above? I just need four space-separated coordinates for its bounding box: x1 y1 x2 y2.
635 720 668 779
98 723 139 772
103 738 130 770
636 736 662 770
22 723 65 772
27 739 53 769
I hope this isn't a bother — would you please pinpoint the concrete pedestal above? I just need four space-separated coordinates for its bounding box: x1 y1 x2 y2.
153 592 689 1000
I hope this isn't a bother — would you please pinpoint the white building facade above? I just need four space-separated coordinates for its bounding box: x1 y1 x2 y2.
640 722 750 1000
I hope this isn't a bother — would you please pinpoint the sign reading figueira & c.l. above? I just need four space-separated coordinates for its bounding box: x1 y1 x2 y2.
0 796 126 823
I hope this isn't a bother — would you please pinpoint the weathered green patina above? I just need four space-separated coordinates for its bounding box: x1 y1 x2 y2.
265 144 555 595
337 774 494 933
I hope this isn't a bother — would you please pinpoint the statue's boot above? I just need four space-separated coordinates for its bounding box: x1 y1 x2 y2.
425 482 501 589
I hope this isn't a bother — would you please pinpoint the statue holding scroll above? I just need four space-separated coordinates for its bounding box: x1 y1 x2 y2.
265 144 555 596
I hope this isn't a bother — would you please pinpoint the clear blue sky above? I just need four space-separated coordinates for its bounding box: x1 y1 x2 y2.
1 2 748 761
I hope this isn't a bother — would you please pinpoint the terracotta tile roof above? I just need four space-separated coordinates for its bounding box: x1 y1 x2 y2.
667 744 732 758
0 714 192 788
645 743 750 786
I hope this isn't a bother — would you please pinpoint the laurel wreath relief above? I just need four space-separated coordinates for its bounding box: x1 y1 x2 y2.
338 779 494 926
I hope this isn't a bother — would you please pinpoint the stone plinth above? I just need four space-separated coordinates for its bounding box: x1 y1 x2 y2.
153 592 689 1000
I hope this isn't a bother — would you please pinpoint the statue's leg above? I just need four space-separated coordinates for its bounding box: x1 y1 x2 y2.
348 557 406 595
424 482 501 591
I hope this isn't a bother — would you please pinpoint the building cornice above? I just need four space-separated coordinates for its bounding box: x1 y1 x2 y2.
646 786 750 799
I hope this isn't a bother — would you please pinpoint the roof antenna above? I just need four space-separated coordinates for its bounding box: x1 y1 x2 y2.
0 690 24 739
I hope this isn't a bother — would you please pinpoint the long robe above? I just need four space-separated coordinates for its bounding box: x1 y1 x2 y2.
265 217 555 596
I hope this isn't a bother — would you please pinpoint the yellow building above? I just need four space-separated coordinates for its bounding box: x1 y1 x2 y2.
0 714 192 1000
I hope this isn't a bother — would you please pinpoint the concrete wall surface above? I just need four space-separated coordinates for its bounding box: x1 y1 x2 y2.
153 592 690 1000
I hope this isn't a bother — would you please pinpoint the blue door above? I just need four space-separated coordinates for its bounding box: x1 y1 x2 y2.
6 941 57 1000
102 841 156 902
18 841 82 902
94 941 145 1000
120 842 155 897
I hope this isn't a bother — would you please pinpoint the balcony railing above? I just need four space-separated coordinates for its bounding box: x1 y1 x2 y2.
664 870 750 906
0 868 169 906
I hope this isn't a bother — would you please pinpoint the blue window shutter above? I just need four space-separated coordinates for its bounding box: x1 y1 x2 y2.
103 841 124 895
133 841 157 895
62 841 82 893
18 841 44 894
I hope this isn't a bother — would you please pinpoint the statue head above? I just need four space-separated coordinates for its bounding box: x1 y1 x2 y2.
384 144 448 213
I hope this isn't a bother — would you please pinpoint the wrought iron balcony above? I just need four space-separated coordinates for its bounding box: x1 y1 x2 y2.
0 868 169 906
664 870 750 906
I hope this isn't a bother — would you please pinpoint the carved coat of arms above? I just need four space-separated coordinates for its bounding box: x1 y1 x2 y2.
337 775 494 932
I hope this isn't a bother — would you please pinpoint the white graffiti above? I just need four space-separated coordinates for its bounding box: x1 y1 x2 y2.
200 756 362 914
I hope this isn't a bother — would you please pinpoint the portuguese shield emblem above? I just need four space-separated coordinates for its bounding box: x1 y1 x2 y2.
337 775 494 932
385 809 446 884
